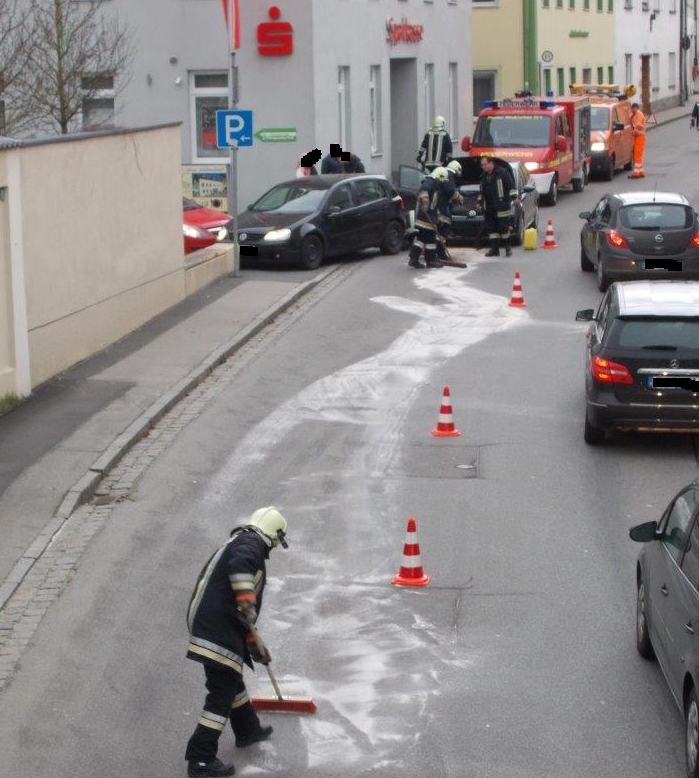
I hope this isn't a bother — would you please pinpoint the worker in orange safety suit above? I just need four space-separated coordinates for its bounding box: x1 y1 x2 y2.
628 103 646 178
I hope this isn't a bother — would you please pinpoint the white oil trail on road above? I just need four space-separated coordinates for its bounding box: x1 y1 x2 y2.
207 268 528 774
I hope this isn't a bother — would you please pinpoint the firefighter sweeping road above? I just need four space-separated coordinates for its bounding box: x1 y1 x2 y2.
0 106 699 777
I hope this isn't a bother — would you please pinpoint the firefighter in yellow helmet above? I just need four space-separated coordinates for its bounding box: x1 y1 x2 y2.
185 507 288 777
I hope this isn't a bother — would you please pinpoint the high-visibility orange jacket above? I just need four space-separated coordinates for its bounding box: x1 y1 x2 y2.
631 109 646 136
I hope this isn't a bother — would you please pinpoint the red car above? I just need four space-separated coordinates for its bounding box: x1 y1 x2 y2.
182 197 230 254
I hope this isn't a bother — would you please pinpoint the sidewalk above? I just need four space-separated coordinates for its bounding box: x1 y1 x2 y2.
0 100 689 610
0 265 338 608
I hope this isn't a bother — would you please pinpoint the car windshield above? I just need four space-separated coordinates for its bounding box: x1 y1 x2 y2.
608 318 699 350
619 204 694 230
472 115 551 147
251 185 326 214
590 106 610 132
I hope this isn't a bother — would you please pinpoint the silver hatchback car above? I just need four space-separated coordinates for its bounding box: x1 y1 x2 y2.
631 480 699 778
579 191 699 291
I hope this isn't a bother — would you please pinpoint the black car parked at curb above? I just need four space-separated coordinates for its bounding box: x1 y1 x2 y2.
575 280 699 444
630 479 699 778
228 174 406 270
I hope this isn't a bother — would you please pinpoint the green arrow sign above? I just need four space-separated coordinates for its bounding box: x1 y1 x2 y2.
254 127 297 142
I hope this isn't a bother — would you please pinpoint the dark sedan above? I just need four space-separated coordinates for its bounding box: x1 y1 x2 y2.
229 175 406 270
579 191 699 291
575 280 699 444
395 156 539 246
630 479 699 778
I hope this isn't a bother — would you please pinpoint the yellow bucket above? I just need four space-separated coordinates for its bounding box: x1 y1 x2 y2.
523 227 538 250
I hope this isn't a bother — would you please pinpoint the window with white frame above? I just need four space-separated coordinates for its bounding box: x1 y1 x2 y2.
652 53 660 92
190 72 228 162
625 53 633 85
81 73 115 130
424 63 435 130
338 66 351 148
447 62 458 137
369 65 382 155
668 51 676 88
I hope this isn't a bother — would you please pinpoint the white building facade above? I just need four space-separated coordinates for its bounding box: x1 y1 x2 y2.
99 0 472 208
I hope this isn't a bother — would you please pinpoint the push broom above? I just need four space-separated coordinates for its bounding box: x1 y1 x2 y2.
248 624 317 714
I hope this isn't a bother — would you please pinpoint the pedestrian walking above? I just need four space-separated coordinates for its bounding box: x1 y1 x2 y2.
408 167 451 269
320 144 344 173
628 103 647 178
184 507 289 778
296 149 320 176
416 115 453 172
478 156 518 257
341 152 365 173
690 100 699 131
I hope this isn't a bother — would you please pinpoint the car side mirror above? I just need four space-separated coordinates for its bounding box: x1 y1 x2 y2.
461 136 472 152
327 205 341 215
629 520 660 542
523 184 535 193
579 211 592 221
556 135 568 153
575 309 594 321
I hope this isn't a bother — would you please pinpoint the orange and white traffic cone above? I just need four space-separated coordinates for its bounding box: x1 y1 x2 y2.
431 385 461 437
508 270 527 307
391 516 431 587
542 218 558 249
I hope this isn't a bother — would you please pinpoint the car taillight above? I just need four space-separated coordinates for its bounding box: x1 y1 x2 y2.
606 230 628 249
591 356 633 384
691 233 699 247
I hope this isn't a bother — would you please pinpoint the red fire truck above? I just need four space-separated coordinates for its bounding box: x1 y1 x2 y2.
461 95 592 206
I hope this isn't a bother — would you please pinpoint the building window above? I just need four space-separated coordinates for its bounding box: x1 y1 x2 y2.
583 67 592 83
608 0 614 8
652 53 660 92
447 62 458 137
625 54 633 85
557 68 565 95
424 63 435 130
556 0 563 7
569 67 577 84
542 0 550 8
597 66 604 82
569 0 575 7
369 65 382 155
608 66 614 82
190 72 227 162
583 0 590 8
544 68 552 93
597 0 603 9
338 66 351 147
81 73 115 130
473 70 496 110
668 52 676 89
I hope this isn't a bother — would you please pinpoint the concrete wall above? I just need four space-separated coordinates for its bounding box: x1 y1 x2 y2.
0 125 188 392
0 153 16 398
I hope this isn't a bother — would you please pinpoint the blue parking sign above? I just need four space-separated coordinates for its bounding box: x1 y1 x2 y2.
215 110 253 148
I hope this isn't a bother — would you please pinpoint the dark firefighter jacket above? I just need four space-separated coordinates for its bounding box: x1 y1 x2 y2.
187 528 269 674
414 176 440 231
478 168 517 219
419 129 453 169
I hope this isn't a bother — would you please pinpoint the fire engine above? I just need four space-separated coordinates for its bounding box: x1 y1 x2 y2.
461 95 592 206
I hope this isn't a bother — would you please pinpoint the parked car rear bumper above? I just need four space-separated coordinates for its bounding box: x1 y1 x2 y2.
587 397 699 432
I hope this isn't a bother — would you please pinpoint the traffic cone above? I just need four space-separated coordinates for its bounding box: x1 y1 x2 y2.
508 270 527 307
542 218 558 249
431 385 461 437
391 516 431 587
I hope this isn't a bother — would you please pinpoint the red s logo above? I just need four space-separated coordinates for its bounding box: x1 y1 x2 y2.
257 6 293 56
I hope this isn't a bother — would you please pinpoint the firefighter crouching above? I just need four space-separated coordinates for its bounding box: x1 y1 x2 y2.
478 155 519 257
184 507 289 778
408 167 452 269
435 159 465 261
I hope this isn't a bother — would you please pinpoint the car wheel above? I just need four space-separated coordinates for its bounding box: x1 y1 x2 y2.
380 220 405 255
604 155 615 182
572 175 584 193
299 235 324 270
580 243 594 272
584 413 605 444
636 576 656 660
623 157 633 172
512 214 525 246
596 258 610 292
687 687 699 778
544 178 558 206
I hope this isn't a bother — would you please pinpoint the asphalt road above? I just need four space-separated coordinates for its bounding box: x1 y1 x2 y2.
1 121 699 778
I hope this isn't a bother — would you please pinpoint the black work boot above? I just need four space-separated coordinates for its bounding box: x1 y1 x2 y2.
187 758 235 777
236 724 273 748
408 244 425 268
425 248 443 268
485 243 500 257
503 239 512 257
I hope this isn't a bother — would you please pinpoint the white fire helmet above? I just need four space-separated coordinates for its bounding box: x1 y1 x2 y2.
430 166 450 182
246 506 288 548
433 115 446 130
446 160 462 176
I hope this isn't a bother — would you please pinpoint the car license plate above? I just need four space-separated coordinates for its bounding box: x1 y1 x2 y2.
648 375 699 390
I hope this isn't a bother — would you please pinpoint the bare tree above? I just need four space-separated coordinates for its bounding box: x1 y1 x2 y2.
0 0 37 135
11 0 135 136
